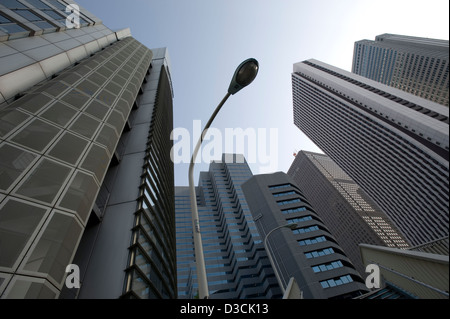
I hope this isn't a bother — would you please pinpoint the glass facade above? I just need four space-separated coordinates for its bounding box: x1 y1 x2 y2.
122 65 176 299
288 150 410 276
0 35 150 297
0 0 93 40
175 155 282 299
0 0 176 297
352 34 449 106
292 59 449 247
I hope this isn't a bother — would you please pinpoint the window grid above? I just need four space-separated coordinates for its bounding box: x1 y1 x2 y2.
282 206 307 214
305 247 335 259
312 260 344 273
292 225 319 234
320 275 354 289
0 13 29 36
298 235 326 246
273 190 296 197
277 198 301 206
286 215 313 224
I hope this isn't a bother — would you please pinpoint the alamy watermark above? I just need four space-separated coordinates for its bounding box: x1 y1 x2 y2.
65 264 80 289
65 4 80 29
170 120 279 173
365 264 381 289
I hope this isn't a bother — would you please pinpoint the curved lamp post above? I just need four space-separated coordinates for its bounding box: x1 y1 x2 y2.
264 223 298 294
189 58 259 299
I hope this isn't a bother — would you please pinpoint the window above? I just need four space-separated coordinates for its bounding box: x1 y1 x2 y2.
41 9 66 22
1 0 27 9
0 13 29 36
13 9 43 21
305 247 335 259
282 207 307 214
12 9 56 32
45 0 67 10
268 183 291 190
273 191 296 197
312 260 344 273
0 199 48 268
292 225 319 234
47 0 91 26
15 158 72 204
0 143 37 191
22 212 83 284
320 275 353 289
11 118 61 153
58 171 98 223
287 215 313 223
298 236 326 246
23 0 51 9
48 132 89 166
277 198 301 206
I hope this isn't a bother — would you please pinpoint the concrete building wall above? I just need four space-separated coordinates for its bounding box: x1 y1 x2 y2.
287 150 409 276
242 172 369 299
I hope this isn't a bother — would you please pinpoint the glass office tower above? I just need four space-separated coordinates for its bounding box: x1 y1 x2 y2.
176 154 282 299
352 33 449 107
0 0 176 299
287 150 410 276
292 59 449 247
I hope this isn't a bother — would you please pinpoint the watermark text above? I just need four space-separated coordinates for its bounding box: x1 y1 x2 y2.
171 120 278 173
65 4 80 29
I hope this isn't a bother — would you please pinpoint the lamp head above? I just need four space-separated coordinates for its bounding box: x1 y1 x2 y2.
286 223 298 230
228 58 259 95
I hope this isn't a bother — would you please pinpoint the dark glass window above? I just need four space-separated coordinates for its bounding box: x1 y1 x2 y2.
23 0 52 9
41 9 65 21
32 20 56 30
281 206 307 214
1 0 27 9
268 183 291 190
0 13 28 34
292 225 319 234
277 198 301 206
12 9 42 21
320 275 353 289
11 9 57 32
298 236 326 246
46 1 91 26
273 191 296 197
0 14 11 23
287 215 313 223
45 0 67 10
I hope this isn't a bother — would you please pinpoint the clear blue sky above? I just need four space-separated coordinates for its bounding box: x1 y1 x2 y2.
77 0 449 186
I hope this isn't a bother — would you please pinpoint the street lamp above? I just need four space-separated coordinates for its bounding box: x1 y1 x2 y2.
188 58 259 299
264 223 298 294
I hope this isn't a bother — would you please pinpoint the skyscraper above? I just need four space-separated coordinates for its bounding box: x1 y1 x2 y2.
292 59 449 247
176 154 282 299
287 150 410 276
242 172 369 299
352 33 449 106
0 0 175 299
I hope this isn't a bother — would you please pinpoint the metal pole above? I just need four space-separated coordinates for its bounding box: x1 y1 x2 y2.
264 225 290 294
188 92 231 299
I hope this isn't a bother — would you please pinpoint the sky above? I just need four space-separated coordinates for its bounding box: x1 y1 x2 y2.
77 0 449 186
